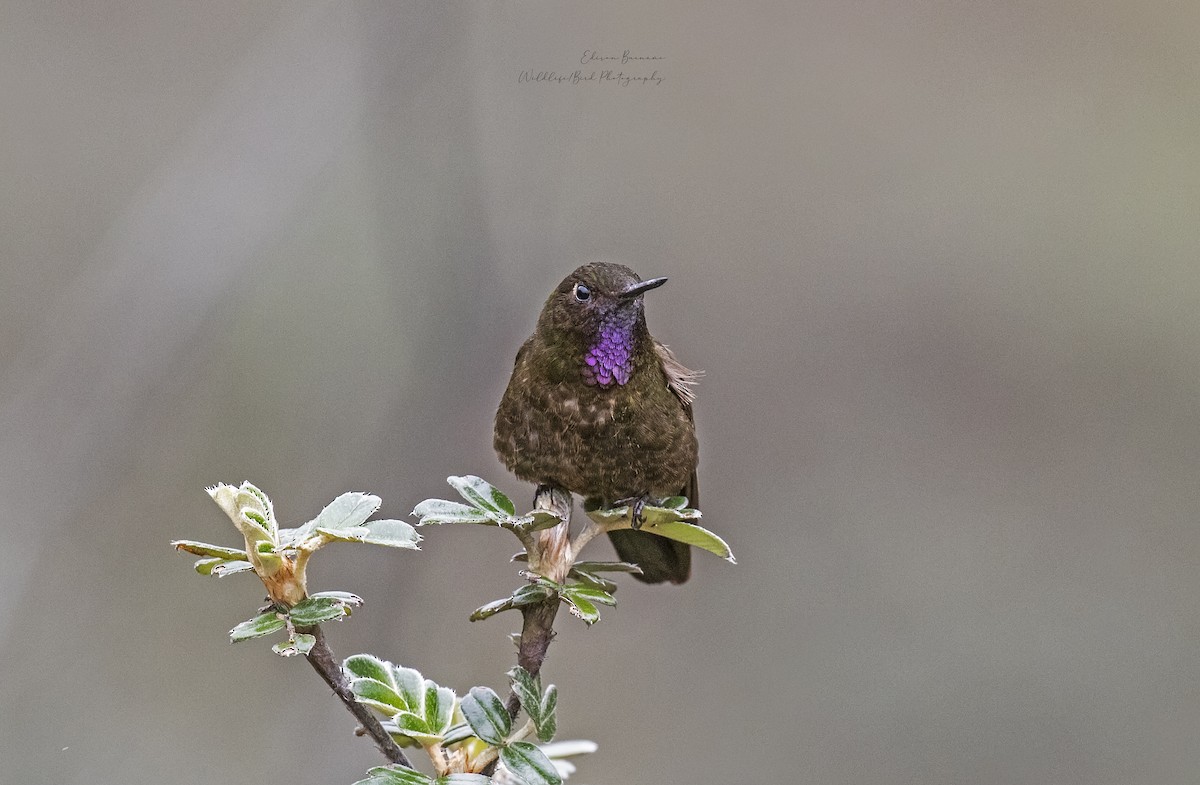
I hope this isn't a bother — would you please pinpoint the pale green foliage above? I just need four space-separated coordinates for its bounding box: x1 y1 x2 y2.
342 661 570 785
584 496 736 563
173 476 730 783
174 485 418 649
412 476 561 535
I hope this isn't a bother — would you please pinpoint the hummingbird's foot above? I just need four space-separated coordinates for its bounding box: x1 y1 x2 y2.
616 493 653 529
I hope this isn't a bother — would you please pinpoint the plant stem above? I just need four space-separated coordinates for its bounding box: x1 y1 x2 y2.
300 624 413 768
479 597 560 779
482 486 571 778
570 517 607 554
508 484 573 717
507 597 561 717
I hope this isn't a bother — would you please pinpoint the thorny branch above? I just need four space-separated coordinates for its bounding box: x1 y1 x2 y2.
300 624 413 768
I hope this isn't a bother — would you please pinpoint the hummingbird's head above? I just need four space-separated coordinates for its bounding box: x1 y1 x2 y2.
537 262 667 387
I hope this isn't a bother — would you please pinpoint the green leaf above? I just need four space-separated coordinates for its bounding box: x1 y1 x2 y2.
392 711 432 734
314 520 420 548
583 498 701 528
345 654 396 688
461 686 511 745
520 572 562 590
310 590 365 605
207 559 255 577
660 495 689 510
272 633 315 657
358 519 422 548
242 484 274 515
499 742 562 785
470 584 555 621
537 685 558 742
516 509 563 532
208 482 276 545
356 697 408 718
570 560 643 574
353 765 434 785
252 541 284 572
313 527 368 543
172 540 248 560
440 722 476 747
436 775 492 785
192 556 228 575
390 711 441 745
641 504 700 527
559 593 600 626
562 585 616 607
379 719 422 748
188 556 227 575
424 681 456 735
229 612 286 642
538 739 597 758
412 499 493 526
235 488 276 540
317 492 382 531
470 596 518 622
644 521 736 563
393 666 425 714
447 475 515 517
565 569 618 594
352 678 407 715
516 582 558 603
508 667 542 721
288 596 351 626
274 526 303 546
357 699 407 718
508 668 556 742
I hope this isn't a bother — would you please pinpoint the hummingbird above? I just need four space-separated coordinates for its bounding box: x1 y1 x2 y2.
494 262 700 584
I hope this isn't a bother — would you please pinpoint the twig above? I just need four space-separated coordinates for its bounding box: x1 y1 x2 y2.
505 597 561 717
569 517 606 554
483 486 571 777
508 485 573 716
300 624 413 768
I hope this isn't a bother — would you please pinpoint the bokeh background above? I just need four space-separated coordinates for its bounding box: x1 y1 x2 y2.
4 2 1199 783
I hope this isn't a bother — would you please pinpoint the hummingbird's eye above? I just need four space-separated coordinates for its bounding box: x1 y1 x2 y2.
573 283 592 302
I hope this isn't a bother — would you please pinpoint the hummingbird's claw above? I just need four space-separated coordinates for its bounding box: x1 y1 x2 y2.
617 493 653 529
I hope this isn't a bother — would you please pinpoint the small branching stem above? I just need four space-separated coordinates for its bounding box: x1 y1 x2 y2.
300 625 413 768
426 742 451 776
482 485 572 778
507 484 572 718
569 518 607 554
508 597 560 717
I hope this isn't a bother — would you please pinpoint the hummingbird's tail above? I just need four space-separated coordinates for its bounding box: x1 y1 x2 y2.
607 529 691 584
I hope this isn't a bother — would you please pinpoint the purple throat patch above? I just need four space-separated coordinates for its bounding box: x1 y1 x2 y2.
581 313 636 387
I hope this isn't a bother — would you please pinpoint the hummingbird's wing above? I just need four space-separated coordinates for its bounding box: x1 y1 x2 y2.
653 340 700 407
654 338 700 508
606 340 701 585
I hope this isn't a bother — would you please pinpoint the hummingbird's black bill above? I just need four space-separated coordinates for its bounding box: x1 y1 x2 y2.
619 276 668 300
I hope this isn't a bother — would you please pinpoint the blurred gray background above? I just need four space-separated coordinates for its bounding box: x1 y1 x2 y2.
3 2 1199 783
